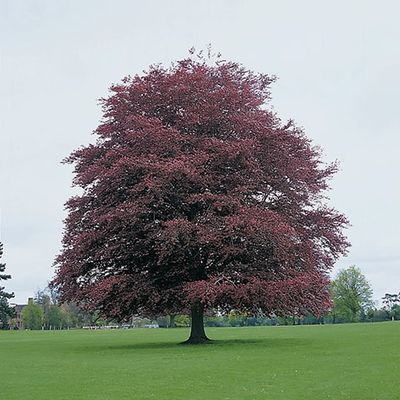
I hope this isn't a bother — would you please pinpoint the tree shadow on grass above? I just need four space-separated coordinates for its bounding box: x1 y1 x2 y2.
86 337 310 352
212 337 309 348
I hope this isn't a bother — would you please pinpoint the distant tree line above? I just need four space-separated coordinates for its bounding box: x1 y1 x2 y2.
328 266 400 324
162 266 400 327
16 286 105 330
1 263 399 330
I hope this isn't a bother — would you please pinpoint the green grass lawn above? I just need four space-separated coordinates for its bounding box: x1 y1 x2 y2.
1 322 399 399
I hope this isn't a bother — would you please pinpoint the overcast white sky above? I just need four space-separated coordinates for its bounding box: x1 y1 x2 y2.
1 0 399 304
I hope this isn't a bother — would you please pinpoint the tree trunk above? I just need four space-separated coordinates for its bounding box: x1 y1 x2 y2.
351 310 357 323
169 314 176 328
183 303 211 344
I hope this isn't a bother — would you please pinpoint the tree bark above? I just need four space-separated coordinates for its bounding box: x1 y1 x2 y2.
183 303 211 344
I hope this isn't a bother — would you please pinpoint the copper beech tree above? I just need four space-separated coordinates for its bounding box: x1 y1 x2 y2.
53 53 349 343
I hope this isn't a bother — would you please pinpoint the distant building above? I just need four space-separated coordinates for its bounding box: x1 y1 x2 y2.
11 299 31 330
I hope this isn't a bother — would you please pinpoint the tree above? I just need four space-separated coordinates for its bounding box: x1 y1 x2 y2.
330 266 373 322
22 299 44 330
392 304 400 320
46 304 64 329
59 302 92 328
35 287 65 329
35 290 52 329
53 51 349 343
168 314 176 328
0 242 14 329
382 293 399 321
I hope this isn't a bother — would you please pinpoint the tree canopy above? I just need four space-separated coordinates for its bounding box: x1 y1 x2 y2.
330 266 373 322
0 242 14 329
53 53 349 342
382 293 400 320
22 299 44 330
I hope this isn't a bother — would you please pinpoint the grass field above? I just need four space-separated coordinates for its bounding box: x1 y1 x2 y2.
1 322 399 399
